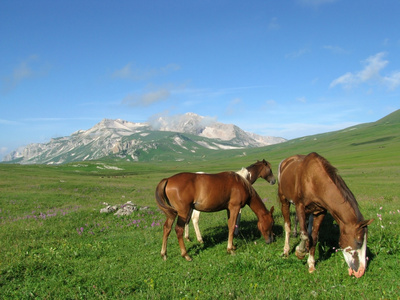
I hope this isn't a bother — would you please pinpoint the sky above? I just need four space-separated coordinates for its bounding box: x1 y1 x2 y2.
1 0 399 160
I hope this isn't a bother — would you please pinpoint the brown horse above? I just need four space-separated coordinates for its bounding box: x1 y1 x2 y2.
185 159 276 243
278 152 373 278
156 171 275 261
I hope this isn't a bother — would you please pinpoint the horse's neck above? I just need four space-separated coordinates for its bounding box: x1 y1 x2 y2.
248 194 269 217
246 165 258 184
324 186 360 226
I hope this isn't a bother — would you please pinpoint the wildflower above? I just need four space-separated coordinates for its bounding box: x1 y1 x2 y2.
381 225 384 229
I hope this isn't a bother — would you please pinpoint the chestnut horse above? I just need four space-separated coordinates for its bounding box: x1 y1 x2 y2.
156 171 275 261
278 152 373 278
185 159 276 243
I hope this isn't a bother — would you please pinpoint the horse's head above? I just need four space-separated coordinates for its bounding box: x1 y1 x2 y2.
258 206 275 244
258 159 276 185
339 219 374 278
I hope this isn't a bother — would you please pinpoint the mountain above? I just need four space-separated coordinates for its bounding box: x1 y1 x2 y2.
3 113 286 164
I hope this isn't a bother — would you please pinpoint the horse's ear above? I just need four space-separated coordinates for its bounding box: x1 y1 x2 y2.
270 206 274 214
359 219 374 228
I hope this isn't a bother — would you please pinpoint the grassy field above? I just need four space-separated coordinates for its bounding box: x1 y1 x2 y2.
1 112 399 299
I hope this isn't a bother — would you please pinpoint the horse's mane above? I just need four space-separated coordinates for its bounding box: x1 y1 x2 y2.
232 171 256 198
316 153 363 220
236 167 250 181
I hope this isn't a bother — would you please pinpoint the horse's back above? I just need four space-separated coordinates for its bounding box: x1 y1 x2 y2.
165 171 250 212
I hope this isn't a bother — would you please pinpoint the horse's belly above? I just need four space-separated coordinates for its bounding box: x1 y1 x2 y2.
193 200 227 212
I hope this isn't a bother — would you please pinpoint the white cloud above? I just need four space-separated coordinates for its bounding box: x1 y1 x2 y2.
0 147 8 154
1 55 49 93
323 45 348 54
0 119 20 125
268 17 280 30
296 96 307 103
383 72 400 90
285 48 310 59
266 99 276 105
248 121 358 140
112 63 180 81
226 98 242 115
122 88 170 107
330 52 400 90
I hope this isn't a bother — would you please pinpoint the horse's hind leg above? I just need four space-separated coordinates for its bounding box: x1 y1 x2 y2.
293 212 298 237
307 213 325 273
176 215 192 261
161 217 175 260
226 207 240 254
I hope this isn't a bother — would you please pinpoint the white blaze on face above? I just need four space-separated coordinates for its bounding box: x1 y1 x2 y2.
342 233 367 278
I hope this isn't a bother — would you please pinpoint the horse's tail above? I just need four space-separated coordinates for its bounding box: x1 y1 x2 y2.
155 178 177 219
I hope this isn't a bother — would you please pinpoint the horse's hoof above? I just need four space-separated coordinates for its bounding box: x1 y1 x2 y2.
227 248 236 255
198 239 204 244
308 266 316 273
161 254 167 261
184 255 192 261
295 250 307 260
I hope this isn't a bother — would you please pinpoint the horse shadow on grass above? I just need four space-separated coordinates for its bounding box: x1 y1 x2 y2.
186 219 284 256
186 212 376 267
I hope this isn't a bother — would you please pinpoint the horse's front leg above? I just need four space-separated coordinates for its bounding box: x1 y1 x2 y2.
307 213 325 273
191 210 203 243
185 209 201 242
279 196 291 257
175 215 192 261
226 208 240 254
295 202 309 260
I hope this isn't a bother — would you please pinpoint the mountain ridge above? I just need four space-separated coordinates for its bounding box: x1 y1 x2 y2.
3 113 286 164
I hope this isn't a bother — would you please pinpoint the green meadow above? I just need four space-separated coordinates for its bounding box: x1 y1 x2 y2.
1 111 399 299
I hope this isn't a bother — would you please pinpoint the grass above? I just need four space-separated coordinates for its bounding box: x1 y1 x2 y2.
1 110 400 299
1 155 399 299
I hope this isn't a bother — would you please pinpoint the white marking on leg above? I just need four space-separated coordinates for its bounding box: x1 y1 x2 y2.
191 210 203 243
307 254 316 273
283 222 291 256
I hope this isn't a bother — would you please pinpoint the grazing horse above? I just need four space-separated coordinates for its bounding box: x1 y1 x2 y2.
278 152 373 278
156 171 275 261
185 159 276 243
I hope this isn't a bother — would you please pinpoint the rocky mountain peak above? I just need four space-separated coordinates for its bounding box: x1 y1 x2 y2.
3 113 286 164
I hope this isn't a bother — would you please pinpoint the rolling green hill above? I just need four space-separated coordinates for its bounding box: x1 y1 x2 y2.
0 110 399 299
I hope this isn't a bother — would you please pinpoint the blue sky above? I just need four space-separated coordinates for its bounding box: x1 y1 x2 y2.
1 0 399 160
